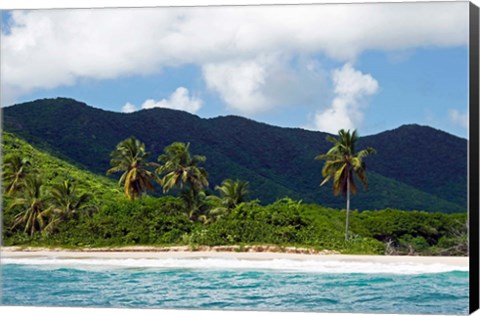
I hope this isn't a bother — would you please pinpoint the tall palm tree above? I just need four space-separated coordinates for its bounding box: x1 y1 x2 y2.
315 129 375 240
10 175 49 236
46 180 96 232
2 154 33 196
156 142 208 194
107 137 158 200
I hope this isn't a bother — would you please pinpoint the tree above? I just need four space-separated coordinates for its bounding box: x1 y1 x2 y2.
315 129 375 240
106 137 158 200
157 142 209 222
208 179 250 219
180 189 211 223
156 142 208 194
2 154 34 196
10 175 49 236
216 179 249 208
46 179 96 232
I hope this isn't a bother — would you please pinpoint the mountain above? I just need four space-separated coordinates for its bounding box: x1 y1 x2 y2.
2 98 468 213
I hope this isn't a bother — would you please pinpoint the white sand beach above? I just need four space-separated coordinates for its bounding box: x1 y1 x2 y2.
0 246 468 267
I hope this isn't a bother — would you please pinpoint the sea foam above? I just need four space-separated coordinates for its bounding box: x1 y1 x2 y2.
1 257 468 274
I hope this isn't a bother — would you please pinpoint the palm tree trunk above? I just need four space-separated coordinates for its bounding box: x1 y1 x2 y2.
345 179 350 241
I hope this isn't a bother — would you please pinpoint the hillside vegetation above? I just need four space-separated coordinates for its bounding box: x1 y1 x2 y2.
3 98 467 213
2 132 467 255
2 132 121 198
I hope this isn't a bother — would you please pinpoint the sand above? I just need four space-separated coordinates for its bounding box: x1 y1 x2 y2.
0 246 469 266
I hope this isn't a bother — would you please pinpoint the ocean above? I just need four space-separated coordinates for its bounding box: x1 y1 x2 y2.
1 257 469 315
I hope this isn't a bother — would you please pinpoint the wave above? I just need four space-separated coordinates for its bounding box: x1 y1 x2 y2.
1 257 468 274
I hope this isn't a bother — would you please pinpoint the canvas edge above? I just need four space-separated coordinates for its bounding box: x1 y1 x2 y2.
469 1 480 314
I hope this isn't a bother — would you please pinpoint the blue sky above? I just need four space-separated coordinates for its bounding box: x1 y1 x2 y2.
0 2 470 137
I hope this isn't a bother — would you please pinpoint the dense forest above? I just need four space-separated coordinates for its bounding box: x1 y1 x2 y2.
2 131 467 256
3 98 467 212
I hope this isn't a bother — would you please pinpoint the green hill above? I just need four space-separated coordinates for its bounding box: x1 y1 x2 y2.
2 97 467 213
1 131 121 199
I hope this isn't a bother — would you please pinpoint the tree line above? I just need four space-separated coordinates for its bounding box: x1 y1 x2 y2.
106 128 375 241
3 155 96 235
3 129 375 242
106 136 251 224
2 137 251 236
2 129 467 256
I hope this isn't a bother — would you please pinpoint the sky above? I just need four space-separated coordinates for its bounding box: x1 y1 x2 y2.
0 2 470 138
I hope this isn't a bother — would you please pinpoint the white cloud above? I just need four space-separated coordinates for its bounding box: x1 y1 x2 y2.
121 102 138 113
0 3 468 105
126 87 202 113
203 54 329 114
203 59 268 114
449 109 468 129
314 63 379 133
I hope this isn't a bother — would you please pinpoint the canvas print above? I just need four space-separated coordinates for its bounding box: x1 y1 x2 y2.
0 1 477 315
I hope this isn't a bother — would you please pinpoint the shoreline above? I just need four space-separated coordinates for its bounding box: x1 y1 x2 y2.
0 246 469 266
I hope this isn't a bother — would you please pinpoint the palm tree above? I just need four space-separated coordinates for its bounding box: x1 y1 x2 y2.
207 179 249 221
315 129 375 240
2 154 33 195
46 179 96 232
10 175 49 236
156 142 208 194
107 137 158 200
180 189 210 223
212 179 249 208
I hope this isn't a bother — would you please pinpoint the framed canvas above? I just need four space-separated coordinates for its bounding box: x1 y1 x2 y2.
0 1 479 316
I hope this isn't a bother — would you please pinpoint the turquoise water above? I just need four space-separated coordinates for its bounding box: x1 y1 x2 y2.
1 258 469 314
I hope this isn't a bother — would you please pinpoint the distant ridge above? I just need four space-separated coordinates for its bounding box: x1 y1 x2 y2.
2 98 467 213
